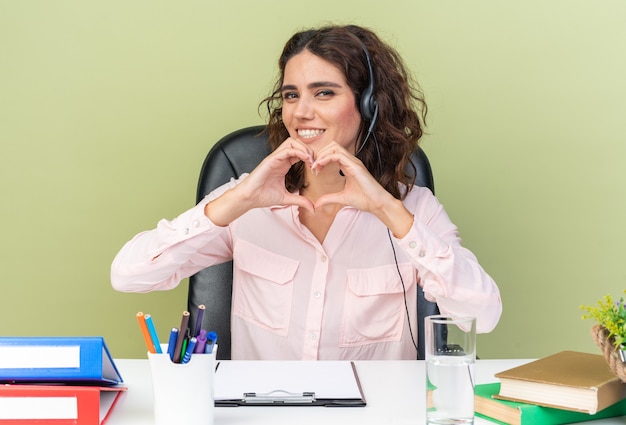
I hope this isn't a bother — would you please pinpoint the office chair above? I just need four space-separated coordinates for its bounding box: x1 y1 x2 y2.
187 125 440 360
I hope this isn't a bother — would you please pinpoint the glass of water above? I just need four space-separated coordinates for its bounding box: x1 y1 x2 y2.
425 315 476 425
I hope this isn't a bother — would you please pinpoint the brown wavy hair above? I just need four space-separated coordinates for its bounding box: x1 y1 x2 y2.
260 24 427 200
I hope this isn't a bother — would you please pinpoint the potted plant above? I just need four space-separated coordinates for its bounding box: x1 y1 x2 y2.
581 290 626 382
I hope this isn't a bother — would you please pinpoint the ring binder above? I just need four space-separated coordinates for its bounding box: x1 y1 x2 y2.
243 390 316 404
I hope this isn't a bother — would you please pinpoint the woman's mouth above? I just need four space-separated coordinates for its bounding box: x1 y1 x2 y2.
297 129 325 139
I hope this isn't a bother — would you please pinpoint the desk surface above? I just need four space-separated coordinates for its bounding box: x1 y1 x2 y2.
108 359 626 425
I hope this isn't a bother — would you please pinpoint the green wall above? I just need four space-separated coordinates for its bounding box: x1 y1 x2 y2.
2 0 625 359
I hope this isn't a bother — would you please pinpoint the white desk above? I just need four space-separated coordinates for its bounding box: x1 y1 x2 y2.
108 359 626 425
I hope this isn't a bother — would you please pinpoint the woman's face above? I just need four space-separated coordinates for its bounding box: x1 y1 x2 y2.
281 50 362 155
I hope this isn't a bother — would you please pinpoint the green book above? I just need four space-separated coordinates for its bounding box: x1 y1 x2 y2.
475 383 626 425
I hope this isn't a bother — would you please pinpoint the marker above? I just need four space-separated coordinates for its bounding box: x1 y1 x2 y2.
182 337 197 364
181 335 188 361
194 329 207 353
204 330 217 354
167 328 179 361
172 311 190 363
136 312 156 354
193 304 205 337
144 314 162 353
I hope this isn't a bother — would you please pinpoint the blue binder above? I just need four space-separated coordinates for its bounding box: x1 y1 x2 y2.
0 336 123 385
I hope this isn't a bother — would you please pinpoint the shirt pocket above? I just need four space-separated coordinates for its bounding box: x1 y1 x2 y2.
232 240 299 336
340 263 416 347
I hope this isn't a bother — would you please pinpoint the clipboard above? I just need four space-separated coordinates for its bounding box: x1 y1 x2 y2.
214 361 366 407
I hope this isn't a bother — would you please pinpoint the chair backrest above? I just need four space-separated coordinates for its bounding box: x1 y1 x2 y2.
187 125 439 359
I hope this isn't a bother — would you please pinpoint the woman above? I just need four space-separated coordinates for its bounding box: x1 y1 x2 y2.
111 24 501 360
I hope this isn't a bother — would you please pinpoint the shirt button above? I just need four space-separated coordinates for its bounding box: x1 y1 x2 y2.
320 256 327 262
309 332 317 340
409 241 417 249
192 219 201 228
419 250 426 258
314 291 322 299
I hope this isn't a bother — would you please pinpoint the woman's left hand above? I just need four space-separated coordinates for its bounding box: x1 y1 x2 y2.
311 142 414 238
311 142 390 213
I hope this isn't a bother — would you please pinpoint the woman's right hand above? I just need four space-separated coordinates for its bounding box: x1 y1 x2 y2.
204 137 315 226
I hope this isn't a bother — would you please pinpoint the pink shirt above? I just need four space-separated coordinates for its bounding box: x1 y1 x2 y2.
111 176 501 360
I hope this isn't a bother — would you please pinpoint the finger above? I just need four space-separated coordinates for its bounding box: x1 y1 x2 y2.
312 150 357 176
282 193 315 212
276 137 315 164
266 146 314 170
314 193 345 210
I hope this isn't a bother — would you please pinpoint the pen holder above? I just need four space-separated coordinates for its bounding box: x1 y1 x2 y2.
148 345 218 425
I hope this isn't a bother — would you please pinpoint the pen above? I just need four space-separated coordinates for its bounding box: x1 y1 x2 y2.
144 314 162 353
172 311 190 363
194 329 207 353
182 337 197 364
181 334 188 360
204 330 217 354
136 312 156 354
193 304 205 337
167 328 179 361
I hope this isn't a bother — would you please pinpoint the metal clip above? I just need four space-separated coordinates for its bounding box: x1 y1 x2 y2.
243 390 316 404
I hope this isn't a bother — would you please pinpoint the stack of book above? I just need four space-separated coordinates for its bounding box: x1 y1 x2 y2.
0 336 126 425
475 350 626 425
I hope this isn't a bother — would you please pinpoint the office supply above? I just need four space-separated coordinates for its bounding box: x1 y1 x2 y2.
0 336 123 385
144 314 162 354
136 312 156 354
181 337 188 361
0 383 126 424
214 360 366 406
172 311 190 363
182 337 197 364
194 304 205 337
166 328 178 361
205 330 217 354
475 382 626 425
495 350 626 414
148 347 217 425
195 329 207 353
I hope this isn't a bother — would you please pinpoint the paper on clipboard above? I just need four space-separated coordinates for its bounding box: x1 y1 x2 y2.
214 361 366 406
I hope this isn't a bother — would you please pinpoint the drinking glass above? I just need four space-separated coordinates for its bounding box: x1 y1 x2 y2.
425 315 476 425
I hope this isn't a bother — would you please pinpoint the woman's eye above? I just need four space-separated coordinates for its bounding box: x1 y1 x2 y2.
282 92 298 100
316 90 335 97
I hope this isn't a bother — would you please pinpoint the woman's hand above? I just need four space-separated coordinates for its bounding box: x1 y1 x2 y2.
205 138 316 226
241 137 317 210
311 142 414 237
311 142 390 212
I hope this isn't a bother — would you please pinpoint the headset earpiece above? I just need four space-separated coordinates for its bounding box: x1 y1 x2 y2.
359 41 378 122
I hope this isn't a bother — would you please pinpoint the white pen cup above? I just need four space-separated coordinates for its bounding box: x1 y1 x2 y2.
425 315 476 425
148 345 218 425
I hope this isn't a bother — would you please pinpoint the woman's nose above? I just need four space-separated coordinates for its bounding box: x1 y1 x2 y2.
294 96 314 119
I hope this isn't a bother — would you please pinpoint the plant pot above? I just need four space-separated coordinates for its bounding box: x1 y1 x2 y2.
591 325 626 383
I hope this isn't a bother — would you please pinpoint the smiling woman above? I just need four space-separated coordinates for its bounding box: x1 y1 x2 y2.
281 59 360 153
263 25 427 200
110 24 502 361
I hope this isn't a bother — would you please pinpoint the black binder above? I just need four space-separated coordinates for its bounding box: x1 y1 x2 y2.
214 360 366 407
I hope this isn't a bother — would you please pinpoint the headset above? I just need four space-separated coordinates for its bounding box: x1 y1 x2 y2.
356 41 379 156
355 38 420 358
359 42 378 123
